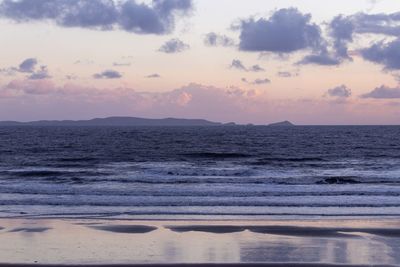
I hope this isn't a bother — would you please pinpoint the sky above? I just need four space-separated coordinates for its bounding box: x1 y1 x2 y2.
1 0 400 125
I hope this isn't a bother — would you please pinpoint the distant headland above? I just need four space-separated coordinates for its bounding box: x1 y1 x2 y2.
267 120 295 127
0 117 295 127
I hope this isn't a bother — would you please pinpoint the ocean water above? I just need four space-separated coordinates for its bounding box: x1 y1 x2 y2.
0 126 399 219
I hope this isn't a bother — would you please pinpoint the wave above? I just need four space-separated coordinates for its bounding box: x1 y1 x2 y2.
56 157 99 162
2 188 400 197
316 176 361 184
4 209 400 219
6 170 66 177
253 157 326 164
179 152 251 159
1 169 399 186
1 201 400 208
1 125 400 219
1 170 111 179
1 194 400 208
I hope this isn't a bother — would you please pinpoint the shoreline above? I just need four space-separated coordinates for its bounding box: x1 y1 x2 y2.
3 214 400 221
0 264 397 267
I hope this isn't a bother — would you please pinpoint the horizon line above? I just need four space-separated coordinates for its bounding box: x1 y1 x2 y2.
0 116 399 126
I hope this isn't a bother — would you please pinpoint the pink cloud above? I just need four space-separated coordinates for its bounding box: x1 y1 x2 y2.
5 79 54 95
0 80 399 124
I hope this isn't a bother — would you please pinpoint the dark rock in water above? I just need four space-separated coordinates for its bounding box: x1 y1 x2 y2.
268 120 295 127
317 177 360 184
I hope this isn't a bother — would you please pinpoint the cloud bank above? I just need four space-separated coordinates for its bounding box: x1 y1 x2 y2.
146 73 161 78
325 85 352 98
28 66 51 80
1 58 51 80
204 32 235 47
277 71 298 78
237 8 324 53
93 70 122 79
361 38 400 70
229 59 265 72
158 38 189 53
242 78 271 85
0 0 193 34
18 58 38 73
1 79 399 124
234 9 400 68
361 85 400 99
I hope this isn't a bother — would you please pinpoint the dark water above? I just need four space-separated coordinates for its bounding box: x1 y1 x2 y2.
0 126 399 219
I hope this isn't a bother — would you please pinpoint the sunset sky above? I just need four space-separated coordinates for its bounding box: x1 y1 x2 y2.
1 0 400 124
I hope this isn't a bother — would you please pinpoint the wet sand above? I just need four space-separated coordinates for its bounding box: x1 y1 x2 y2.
0 219 399 266
167 224 400 237
0 264 397 267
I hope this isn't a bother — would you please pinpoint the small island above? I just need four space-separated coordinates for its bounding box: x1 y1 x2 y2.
268 120 295 127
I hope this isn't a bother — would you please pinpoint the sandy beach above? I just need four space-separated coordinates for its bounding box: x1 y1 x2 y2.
0 264 396 267
0 218 399 266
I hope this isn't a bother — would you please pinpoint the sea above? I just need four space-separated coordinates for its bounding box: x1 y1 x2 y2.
0 125 399 220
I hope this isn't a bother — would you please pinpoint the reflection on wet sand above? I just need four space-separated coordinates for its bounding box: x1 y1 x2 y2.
239 233 395 264
89 225 157 234
8 227 52 233
0 219 399 265
167 225 400 238
166 225 246 234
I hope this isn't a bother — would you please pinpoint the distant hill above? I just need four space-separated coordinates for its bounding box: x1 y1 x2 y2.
0 117 297 127
268 120 295 127
0 117 223 126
